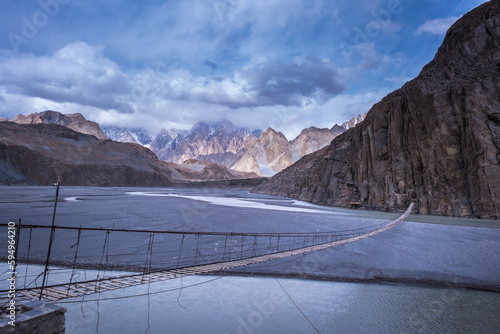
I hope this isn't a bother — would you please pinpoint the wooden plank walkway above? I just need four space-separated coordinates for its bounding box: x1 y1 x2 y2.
3 204 413 303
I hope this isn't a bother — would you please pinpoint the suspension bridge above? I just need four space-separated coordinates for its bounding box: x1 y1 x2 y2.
0 203 413 304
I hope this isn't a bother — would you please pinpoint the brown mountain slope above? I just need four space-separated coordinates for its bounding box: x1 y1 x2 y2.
0 121 178 186
4 110 108 140
255 1 500 219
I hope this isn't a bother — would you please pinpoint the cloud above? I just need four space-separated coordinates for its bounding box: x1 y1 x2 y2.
3 0 458 138
0 41 349 136
236 57 345 107
416 16 460 36
0 41 129 111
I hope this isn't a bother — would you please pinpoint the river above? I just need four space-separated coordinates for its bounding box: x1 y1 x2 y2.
0 186 499 333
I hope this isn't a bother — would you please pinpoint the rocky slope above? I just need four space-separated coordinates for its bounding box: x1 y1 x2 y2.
2 110 108 140
231 128 297 177
232 126 346 176
149 128 189 160
291 125 346 157
255 1 500 219
0 121 180 186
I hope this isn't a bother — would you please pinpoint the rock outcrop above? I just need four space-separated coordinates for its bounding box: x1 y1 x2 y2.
255 1 500 219
3 110 108 140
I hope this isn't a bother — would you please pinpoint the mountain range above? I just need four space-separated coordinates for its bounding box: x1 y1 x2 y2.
102 127 154 147
101 119 348 177
0 120 261 186
150 120 262 169
0 112 347 181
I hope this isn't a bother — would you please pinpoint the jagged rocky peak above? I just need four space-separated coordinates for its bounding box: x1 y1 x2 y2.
150 119 262 168
214 119 239 134
149 128 188 159
102 127 137 144
261 127 286 139
190 121 211 136
3 110 108 140
254 1 500 219
291 125 346 157
189 119 258 138
231 127 296 177
102 126 154 147
341 112 367 130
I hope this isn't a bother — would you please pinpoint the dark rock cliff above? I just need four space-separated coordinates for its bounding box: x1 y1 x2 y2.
255 1 500 219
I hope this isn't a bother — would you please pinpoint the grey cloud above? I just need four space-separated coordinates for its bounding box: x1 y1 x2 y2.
0 42 132 111
238 57 345 107
0 42 347 126
165 57 345 109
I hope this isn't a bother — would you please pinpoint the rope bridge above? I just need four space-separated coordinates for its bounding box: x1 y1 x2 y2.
0 203 413 303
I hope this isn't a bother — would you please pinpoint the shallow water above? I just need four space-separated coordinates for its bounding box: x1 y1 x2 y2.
58 273 500 334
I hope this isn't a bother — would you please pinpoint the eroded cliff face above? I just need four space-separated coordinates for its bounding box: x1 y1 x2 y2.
255 1 500 219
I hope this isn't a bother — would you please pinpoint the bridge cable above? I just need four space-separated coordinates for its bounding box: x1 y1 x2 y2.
145 232 155 334
96 229 111 334
24 227 33 288
275 278 321 334
68 226 82 296
176 234 187 309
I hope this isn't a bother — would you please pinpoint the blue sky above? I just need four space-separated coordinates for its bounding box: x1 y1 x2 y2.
0 0 490 138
